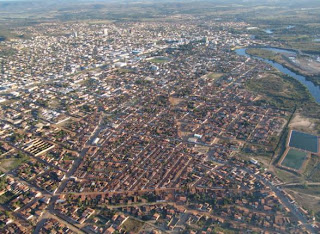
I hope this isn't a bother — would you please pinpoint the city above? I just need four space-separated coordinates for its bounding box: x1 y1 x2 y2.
0 0 320 233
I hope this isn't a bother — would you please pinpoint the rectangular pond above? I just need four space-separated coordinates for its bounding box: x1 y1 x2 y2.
289 130 319 153
281 149 308 170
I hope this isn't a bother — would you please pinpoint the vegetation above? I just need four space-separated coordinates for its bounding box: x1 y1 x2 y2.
213 225 237 234
288 185 320 196
246 48 282 62
246 48 320 86
308 164 320 182
0 176 6 191
117 68 134 74
121 218 144 233
63 152 77 161
246 71 311 109
0 46 17 57
207 72 224 80
0 191 16 205
148 57 170 64
0 152 29 172
303 154 319 180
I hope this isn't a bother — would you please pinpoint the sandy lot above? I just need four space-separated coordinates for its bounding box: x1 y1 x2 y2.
289 114 315 131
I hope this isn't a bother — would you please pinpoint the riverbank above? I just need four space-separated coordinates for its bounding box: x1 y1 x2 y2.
235 48 320 104
246 48 320 87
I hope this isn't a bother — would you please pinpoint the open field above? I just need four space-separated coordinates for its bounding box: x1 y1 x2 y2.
169 97 184 106
148 57 170 64
288 185 320 197
303 155 320 180
286 189 320 220
308 165 320 182
120 217 144 233
289 114 316 133
274 167 303 184
207 72 224 80
0 154 29 172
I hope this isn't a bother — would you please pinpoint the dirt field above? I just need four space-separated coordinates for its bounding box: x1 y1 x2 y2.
289 114 315 132
169 97 184 106
121 217 145 233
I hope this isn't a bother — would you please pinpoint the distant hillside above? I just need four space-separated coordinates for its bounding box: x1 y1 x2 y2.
0 0 320 26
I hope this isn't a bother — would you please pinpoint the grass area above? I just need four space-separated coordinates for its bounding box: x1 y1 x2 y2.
48 99 61 109
0 154 29 172
286 190 320 219
288 185 320 196
246 48 282 62
121 217 144 233
242 143 275 157
289 131 319 153
300 102 320 121
281 149 307 170
0 46 17 57
303 154 319 179
308 164 320 182
0 191 16 205
63 152 77 161
213 225 237 234
289 41 320 54
148 57 170 64
273 123 292 164
194 145 210 154
117 68 133 74
207 72 224 80
274 168 303 184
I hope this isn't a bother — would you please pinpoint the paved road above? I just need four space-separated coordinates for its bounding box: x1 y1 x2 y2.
33 211 85 234
253 171 316 233
34 114 106 234
56 115 104 194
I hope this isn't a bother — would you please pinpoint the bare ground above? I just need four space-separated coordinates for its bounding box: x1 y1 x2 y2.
289 114 315 132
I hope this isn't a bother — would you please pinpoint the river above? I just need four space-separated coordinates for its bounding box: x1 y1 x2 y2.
235 48 320 104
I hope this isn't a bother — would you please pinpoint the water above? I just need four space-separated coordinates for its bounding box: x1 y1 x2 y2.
289 130 318 153
235 48 320 104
